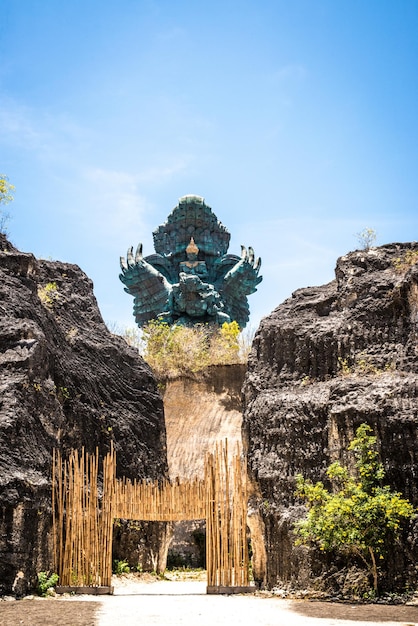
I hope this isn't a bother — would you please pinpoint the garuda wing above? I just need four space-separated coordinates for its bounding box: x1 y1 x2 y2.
120 244 171 325
217 246 262 328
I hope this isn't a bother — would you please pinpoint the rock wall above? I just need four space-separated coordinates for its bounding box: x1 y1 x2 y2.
163 364 246 566
0 235 168 595
243 243 418 592
163 364 246 480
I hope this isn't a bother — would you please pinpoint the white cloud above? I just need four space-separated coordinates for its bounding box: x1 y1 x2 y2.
0 96 194 246
82 158 191 241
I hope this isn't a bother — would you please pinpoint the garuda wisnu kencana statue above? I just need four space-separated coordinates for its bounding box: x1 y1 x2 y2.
119 195 262 329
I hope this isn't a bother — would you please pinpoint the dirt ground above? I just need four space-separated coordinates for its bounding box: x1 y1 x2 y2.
1 573 418 626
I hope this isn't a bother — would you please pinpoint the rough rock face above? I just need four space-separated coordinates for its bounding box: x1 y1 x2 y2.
0 235 168 596
163 364 246 566
164 364 246 480
243 243 418 592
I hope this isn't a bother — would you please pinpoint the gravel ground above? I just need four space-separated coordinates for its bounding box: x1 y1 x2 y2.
1 575 418 626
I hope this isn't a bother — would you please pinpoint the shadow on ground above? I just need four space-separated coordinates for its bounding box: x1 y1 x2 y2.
289 600 418 623
0 600 99 626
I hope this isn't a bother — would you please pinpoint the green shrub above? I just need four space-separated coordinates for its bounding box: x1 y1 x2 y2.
0 174 15 234
112 559 130 575
37 571 59 596
38 282 59 308
295 424 415 594
392 249 418 273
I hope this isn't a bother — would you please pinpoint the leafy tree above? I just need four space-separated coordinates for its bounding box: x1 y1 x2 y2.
295 424 415 594
0 174 15 234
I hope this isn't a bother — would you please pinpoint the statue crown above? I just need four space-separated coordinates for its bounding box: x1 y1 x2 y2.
186 237 199 256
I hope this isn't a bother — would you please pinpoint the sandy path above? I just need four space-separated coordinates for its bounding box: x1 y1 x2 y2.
2 579 418 626
90 580 418 626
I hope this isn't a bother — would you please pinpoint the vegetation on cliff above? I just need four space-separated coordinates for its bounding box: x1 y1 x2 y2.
0 174 15 234
120 320 252 378
295 424 415 594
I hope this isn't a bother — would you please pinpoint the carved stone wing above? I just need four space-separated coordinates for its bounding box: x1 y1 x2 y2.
217 246 262 328
119 244 171 325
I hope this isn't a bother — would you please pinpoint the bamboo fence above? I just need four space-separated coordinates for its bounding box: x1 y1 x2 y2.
205 441 249 588
115 476 206 521
52 440 249 592
52 446 115 588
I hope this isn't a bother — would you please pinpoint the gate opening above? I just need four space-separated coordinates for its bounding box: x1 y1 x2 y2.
52 441 253 594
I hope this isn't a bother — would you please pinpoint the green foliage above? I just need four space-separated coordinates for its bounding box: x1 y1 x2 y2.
0 175 14 205
112 559 130 575
141 320 244 378
338 353 395 377
37 571 59 596
356 227 377 251
338 356 351 376
57 386 70 403
0 174 15 234
38 281 59 308
295 424 415 594
392 249 418 273
209 320 240 363
300 375 314 387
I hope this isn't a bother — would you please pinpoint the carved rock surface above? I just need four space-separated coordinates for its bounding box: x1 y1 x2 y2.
163 365 246 480
163 364 246 567
243 243 418 591
0 235 168 595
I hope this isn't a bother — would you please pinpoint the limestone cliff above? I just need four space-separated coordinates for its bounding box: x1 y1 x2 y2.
163 365 246 480
243 243 418 592
163 364 246 566
0 235 168 595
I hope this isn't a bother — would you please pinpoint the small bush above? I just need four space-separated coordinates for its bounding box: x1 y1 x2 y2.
356 228 377 251
38 282 59 308
37 571 59 596
112 559 130 575
392 249 418 274
0 174 15 235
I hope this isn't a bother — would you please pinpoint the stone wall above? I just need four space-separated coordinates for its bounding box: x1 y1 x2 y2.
163 364 247 567
163 364 246 480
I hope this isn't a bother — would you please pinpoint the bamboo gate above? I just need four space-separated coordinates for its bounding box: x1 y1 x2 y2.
52 441 251 594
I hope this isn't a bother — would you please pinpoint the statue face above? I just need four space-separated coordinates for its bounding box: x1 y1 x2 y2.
186 251 198 261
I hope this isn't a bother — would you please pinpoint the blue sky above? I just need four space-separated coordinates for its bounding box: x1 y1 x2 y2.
1 1 418 331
